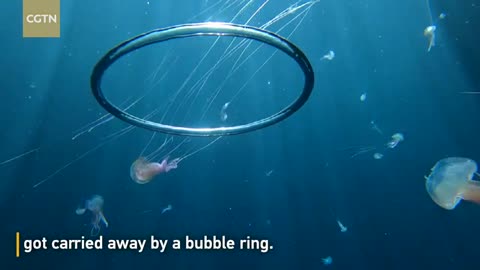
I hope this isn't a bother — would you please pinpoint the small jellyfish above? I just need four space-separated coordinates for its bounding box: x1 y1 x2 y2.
439 13 446 20
130 156 179 184
220 102 229 122
321 50 335 61
373 152 384 159
337 220 347 232
386 133 404 148
370 120 383 135
424 25 436 52
161 204 172 214
265 169 274 177
360 92 367 102
76 195 108 236
425 157 480 210
75 208 86 215
322 256 333 265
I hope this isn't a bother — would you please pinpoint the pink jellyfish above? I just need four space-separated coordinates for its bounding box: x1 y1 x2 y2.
76 195 108 236
130 156 180 184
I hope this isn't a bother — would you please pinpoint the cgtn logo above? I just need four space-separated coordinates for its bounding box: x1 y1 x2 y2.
25 14 58 24
23 0 60 37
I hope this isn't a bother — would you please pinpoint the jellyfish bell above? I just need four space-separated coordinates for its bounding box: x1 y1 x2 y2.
130 157 154 184
360 92 367 102
425 157 480 210
86 195 104 212
424 25 436 52
424 25 436 36
391 133 404 142
130 156 179 184
386 132 404 148
322 256 333 265
75 208 86 215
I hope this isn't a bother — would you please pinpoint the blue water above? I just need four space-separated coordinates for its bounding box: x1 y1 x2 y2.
1 0 479 269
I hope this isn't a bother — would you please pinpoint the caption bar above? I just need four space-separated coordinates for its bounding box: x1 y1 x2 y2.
16 232 273 257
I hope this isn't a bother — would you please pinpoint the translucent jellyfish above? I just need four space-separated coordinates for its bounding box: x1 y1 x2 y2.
322 256 333 265
425 157 480 210
76 195 108 236
130 157 179 184
161 204 172 214
424 25 436 52
220 102 229 122
439 13 446 20
337 220 347 232
373 152 384 159
386 133 404 148
360 92 367 102
370 120 383 135
321 50 335 61
75 208 86 215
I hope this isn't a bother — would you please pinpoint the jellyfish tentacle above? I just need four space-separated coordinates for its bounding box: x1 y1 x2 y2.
99 212 109 228
463 180 480 204
91 224 101 237
165 158 180 172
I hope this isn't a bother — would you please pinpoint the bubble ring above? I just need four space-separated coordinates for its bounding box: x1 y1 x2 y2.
91 22 314 137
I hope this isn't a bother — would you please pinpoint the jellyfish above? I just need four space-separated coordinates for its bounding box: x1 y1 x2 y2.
76 195 108 236
373 152 384 160
439 13 446 20
424 25 436 52
423 0 439 52
321 50 335 61
337 220 347 232
220 102 229 122
370 120 383 135
360 92 367 102
322 256 333 265
425 157 480 210
161 204 172 214
386 133 404 149
130 156 180 184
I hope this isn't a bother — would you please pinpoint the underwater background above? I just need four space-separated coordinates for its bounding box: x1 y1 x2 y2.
1 0 479 269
